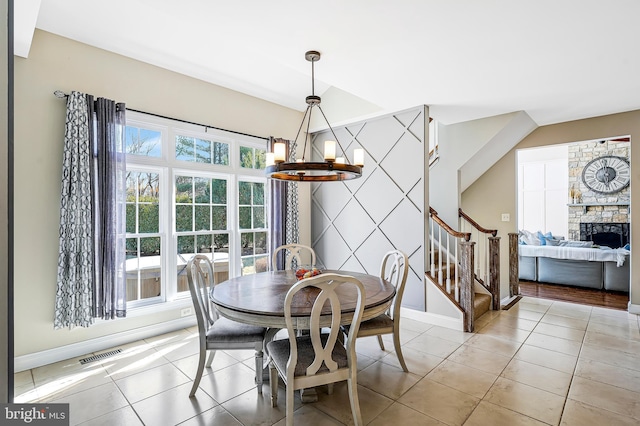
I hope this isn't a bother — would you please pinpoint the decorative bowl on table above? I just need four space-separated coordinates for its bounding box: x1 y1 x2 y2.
295 264 323 280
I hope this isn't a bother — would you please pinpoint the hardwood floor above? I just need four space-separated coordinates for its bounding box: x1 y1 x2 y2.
518 280 629 310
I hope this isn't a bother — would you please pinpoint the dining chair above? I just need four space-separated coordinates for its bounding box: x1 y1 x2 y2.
186 254 267 397
271 243 317 270
343 250 410 372
267 273 365 426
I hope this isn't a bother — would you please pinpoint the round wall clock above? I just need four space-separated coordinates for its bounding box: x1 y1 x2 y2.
581 155 630 194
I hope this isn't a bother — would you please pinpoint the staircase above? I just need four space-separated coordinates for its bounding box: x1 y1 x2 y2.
426 207 500 332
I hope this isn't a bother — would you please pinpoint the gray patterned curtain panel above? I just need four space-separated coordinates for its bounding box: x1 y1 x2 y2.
54 91 127 328
268 137 300 270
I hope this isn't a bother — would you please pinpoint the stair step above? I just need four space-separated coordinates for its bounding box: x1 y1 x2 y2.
474 292 491 320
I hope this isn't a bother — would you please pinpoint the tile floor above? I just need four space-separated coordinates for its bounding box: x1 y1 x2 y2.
13 296 640 425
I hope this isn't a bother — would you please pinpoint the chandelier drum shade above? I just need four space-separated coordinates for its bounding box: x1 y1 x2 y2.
265 51 364 182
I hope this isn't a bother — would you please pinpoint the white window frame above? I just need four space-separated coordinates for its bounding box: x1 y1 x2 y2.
125 111 268 309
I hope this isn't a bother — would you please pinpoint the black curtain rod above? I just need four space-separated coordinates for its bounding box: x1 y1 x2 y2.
54 90 268 141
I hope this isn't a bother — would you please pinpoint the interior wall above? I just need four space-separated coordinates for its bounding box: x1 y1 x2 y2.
462 110 640 308
14 30 303 357
310 106 427 311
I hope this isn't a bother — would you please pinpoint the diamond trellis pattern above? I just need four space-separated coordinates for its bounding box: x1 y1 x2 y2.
354 167 404 223
333 199 376 251
311 106 426 310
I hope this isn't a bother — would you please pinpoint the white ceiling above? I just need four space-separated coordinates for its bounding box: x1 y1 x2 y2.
15 0 640 125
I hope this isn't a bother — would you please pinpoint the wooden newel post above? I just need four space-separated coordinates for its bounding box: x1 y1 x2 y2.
488 236 500 310
459 240 475 332
508 233 520 297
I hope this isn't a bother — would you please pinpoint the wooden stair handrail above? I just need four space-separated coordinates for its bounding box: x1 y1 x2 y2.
459 208 498 237
429 207 471 241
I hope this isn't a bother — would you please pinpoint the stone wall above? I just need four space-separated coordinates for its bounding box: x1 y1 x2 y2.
567 139 630 240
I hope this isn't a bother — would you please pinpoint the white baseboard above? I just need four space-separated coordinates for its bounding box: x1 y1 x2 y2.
400 307 463 331
15 317 196 373
628 302 640 315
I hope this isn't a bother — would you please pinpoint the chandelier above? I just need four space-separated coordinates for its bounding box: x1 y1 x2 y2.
265 51 364 182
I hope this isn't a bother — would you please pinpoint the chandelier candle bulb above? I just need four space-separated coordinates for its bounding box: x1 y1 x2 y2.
296 158 304 163
274 142 286 163
266 153 275 167
324 140 336 161
353 149 364 166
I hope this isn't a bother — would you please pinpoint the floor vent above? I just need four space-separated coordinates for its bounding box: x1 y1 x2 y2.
79 349 122 365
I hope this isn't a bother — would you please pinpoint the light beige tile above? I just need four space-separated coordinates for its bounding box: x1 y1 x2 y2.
14 370 33 387
501 358 572 396
379 345 444 377
560 399 639 426
172 350 240 380
575 358 640 393
312 382 393 426
513 302 550 314
547 304 592 321
355 335 395 361
519 297 554 306
403 333 462 358
426 360 497 398
132 382 216 426
568 376 640 419
584 330 640 355
143 328 193 347
590 306 637 320
447 344 511 375
272 405 343 426
115 363 190 403
464 401 548 426
484 377 565 425
424 325 474 344
13 383 38 403
380 327 421 346
51 381 129 425
102 345 169 381
524 332 582 356
587 320 640 341
532 322 585 342
33 363 113 401
514 344 577 374
399 317 434 334
503 308 544 322
198 362 260 404
154 336 200 362
491 315 539 331
579 343 640 372
477 322 531 343
31 355 94 383
181 405 243 426
540 313 588 330
77 406 143 426
589 312 639 327
464 334 522 357
398 378 479 425
354 352 377 372
368 402 445 426
357 360 422 399
222 383 293 426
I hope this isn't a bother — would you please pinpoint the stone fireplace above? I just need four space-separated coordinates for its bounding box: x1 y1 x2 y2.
579 222 629 248
568 140 630 240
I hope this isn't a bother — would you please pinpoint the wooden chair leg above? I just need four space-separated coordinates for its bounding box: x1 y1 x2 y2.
286 385 295 426
255 349 264 394
189 346 206 397
269 364 278 407
205 349 216 368
347 376 363 426
376 335 385 350
393 332 409 372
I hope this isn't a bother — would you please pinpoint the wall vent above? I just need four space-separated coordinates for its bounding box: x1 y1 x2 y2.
79 349 122 365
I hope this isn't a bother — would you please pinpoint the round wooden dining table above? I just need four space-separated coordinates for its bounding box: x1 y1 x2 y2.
211 270 396 329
